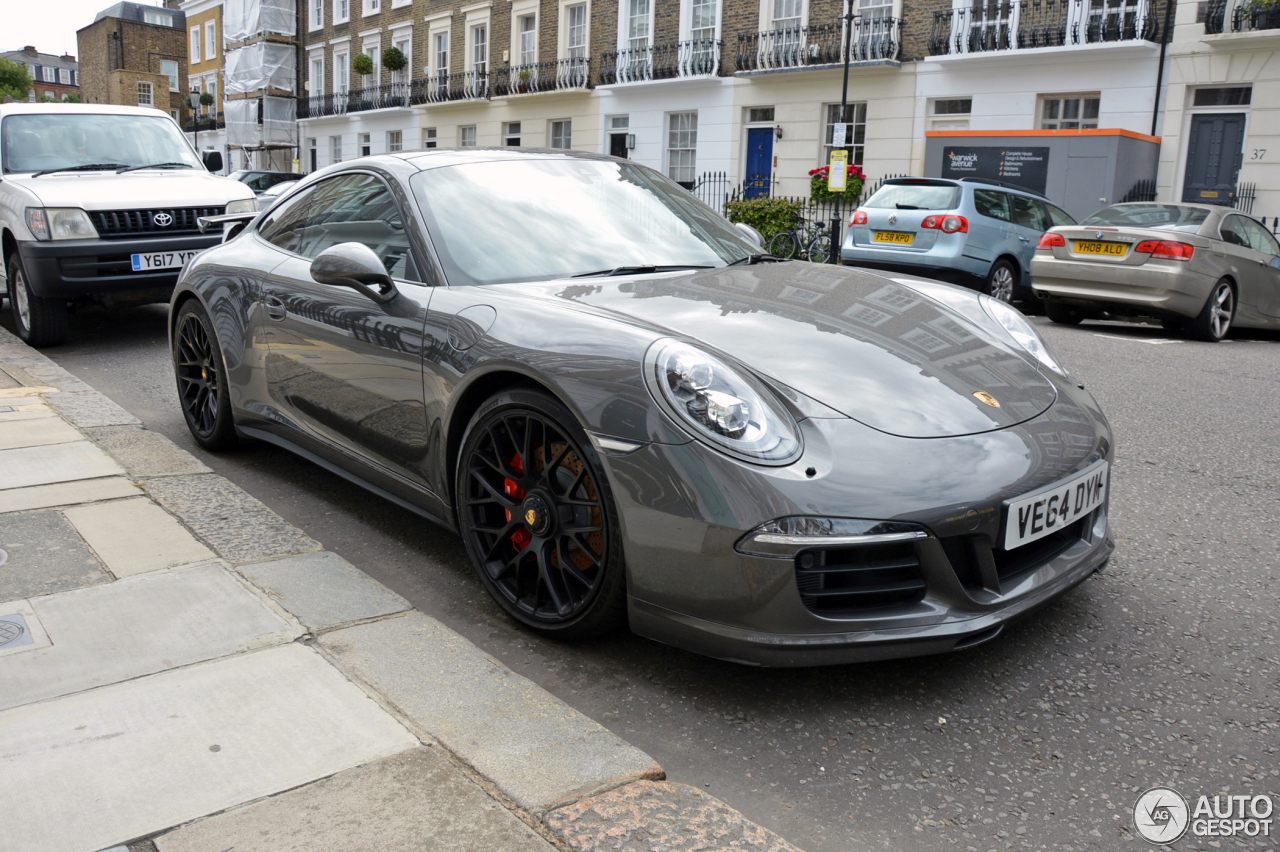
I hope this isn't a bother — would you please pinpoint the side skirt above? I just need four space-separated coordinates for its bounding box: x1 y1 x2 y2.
237 424 459 534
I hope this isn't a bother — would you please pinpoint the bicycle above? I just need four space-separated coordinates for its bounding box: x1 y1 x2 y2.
768 218 835 264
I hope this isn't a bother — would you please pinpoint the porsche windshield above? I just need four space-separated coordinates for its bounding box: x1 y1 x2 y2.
1 113 203 175
409 158 760 286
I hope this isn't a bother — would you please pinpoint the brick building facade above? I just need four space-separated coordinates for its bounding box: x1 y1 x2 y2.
0 48 82 102
77 2 191 123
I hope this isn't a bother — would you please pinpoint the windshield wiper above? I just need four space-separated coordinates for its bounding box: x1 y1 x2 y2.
31 163 129 177
571 264 713 278
895 203 926 210
726 253 785 266
116 162 195 174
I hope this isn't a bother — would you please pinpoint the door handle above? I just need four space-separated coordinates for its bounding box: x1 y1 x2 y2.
1019 236 1030 243
265 295 287 321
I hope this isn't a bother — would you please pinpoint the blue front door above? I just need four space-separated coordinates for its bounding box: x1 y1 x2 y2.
745 128 773 199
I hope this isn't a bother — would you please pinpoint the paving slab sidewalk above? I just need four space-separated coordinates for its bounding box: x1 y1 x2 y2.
0 324 806 852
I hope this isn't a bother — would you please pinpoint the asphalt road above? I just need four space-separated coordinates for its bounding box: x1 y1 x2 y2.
9 301 1279 852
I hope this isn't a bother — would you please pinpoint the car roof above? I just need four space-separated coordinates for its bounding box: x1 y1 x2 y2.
397 147 621 171
881 176 1049 201
0 103 176 119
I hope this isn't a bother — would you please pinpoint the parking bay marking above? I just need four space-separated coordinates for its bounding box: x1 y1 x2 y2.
1091 334 1182 345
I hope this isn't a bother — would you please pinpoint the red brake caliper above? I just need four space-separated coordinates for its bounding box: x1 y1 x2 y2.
505 453 530 551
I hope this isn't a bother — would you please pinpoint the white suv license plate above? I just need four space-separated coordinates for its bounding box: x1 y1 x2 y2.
131 251 198 272
1003 460 1108 550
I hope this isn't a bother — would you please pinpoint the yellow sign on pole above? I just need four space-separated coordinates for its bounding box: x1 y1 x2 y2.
827 150 849 193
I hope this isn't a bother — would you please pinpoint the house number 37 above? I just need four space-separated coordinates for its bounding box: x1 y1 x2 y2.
1251 149 1266 159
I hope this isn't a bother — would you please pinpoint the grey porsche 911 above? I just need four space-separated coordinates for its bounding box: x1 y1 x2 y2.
170 149 1114 666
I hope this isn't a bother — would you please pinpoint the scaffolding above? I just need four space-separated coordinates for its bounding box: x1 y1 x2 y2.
222 0 297 169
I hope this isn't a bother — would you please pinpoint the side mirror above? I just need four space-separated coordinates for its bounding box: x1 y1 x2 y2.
310 243 398 303
1270 256 1280 269
203 151 223 172
734 221 765 249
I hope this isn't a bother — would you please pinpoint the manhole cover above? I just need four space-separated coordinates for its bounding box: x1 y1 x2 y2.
0 614 33 650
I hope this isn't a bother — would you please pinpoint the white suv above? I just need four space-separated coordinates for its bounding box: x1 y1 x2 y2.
1 103 257 346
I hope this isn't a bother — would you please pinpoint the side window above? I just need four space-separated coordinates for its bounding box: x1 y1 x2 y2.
1042 202 1076 228
1218 215 1252 249
1010 194 1050 231
973 189 1011 223
257 173 412 278
1240 217 1280 256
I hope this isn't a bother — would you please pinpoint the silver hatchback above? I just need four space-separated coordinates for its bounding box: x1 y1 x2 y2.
841 177 1076 303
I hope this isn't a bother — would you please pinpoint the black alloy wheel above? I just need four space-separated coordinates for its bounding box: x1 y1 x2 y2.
173 300 237 450
457 390 626 638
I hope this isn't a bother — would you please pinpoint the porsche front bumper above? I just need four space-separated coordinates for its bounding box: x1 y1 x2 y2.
599 382 1115 667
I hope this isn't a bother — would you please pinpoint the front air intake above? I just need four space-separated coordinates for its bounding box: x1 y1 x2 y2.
795 541 926 615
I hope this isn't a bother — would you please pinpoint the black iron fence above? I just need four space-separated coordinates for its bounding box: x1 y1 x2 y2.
1205 0 1280 32
689 172 906 246
736 18 902 71
1121 178 1157 203
600 38 723 84
929 0 1159 55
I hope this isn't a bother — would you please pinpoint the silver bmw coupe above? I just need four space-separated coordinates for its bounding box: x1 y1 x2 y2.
170 149 1114 666
1031 202 1280 340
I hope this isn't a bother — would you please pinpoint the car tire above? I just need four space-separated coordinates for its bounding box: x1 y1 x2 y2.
1044 301 1084 326
1187 278 1234 342
985 259 1017 304
172 299 238 450
456 388 627 639
7 251 68 348
769 232 799 260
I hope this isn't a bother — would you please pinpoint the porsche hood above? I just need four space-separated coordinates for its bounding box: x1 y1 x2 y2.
552 264 1058 439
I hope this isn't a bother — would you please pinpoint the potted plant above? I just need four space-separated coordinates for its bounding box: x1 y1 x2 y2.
517 68 533 92
1242 0 1280 29
807 163 866 203
382 46 408 103
351 52 374 106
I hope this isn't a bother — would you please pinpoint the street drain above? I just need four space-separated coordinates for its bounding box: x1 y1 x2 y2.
0 613 33 650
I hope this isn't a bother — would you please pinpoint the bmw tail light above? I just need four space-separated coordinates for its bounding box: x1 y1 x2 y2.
851 210 868 226
940 215 968 234
1037 233 1066 250
1134 240 1194 261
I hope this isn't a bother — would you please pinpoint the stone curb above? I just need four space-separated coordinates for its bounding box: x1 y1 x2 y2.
0 324 808 852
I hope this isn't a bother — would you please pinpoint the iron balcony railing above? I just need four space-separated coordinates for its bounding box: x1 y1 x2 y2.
736 18 902 71
928 0 1158 55
600 38 723 84
409 71 490 104
493 58 591 95
1205 0 1280 32
184 111 225 132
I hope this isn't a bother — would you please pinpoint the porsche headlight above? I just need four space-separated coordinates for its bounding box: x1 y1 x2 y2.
26 208 99 241
980 296 1067 377
225 197 259 215
645 339 801 465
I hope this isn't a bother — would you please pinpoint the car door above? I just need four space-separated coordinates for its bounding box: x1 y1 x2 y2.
254 171 436 489
1237 216 1280 318
968 189 1017 266
1008 193 1052 285
1217 214 1277 318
